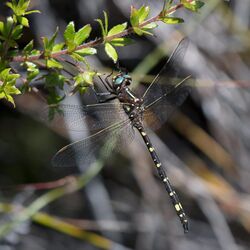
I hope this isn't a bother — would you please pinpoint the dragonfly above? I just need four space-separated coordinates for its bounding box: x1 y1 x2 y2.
48 38 191 233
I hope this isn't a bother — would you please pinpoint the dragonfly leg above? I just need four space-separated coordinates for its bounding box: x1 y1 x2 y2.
137 125 189 233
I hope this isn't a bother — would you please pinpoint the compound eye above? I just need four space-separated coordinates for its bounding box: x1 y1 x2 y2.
114 76 124 85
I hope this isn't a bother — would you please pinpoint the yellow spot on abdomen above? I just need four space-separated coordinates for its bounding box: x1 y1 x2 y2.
175 204 181 212
149 147 154 152
156 163 161 168
141 132 146 136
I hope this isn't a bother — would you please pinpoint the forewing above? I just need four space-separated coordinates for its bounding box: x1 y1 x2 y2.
144 82 191 130
142 38 189 107
41 102 128 132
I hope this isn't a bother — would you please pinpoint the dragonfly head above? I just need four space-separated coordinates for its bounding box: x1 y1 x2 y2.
113 72 132 90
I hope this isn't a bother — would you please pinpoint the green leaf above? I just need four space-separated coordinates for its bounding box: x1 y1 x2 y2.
64 21 76 51
12 24 23 39
74 71 96 86
0 22 4 33
181 0 204 12
108 22 127 36
76 47 97 56
45 72 66 89
4 84 21 95
42 28 59 56
2 17 14 37
137 5 150 23
130 6 139 27
104 11 108 36
110 37 133 47
130 5 150 27
0 91 16 107
71 52 88 63
0 67 21 107
23 62 39 82
95 11 109 37
161 17 184 24
194 1 205 9
52 42 65 52
46 59 63 69
25 10 41 15
143 22 158 30
0 68 20 83
74 24 92 45
17 16 29 27
104 43 118 63
47 91 65 105
73 71 96 94
23 40 34 54
133 27 144 36
95 18 106 37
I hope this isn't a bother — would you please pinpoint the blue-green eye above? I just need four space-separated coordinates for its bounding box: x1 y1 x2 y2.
115 76 124 85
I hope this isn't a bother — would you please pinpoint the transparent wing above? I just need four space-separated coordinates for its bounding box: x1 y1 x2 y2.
52 118 135 168
41 102 129 132
143 81 191 130
141 38 191 129
142 38 189 107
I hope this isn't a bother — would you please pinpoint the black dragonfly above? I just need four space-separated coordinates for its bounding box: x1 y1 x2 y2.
48 38 191 233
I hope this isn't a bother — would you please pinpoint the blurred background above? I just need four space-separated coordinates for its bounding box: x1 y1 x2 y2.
1 0 250 249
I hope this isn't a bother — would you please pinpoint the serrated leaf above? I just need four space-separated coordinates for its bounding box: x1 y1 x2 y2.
181 0 204 12
4 84 21 95
71 52 87 62
18 16 29 27
133 27 144 36
43 28 59 56
12 24 23 39
0 92 15 107
46 59 63 69
137 5 150 23
75 24 92 45
47 92 65 106
25 10 41 15
2 17 14 37
64 22 75 41
108 22 127 36
76 47 97 56
45 72 66 89
64 21 76 51
143 22 158 30
130 6 139 27
95 18 106 37
0 68 21 107
104 11 108 35
52 42 65 52
23 40 34 54
73 71 96 94
194 1 205 9
0 21 4 33
105 43 118 63
161 17 184 24
110 37 133 47
24 62 39 82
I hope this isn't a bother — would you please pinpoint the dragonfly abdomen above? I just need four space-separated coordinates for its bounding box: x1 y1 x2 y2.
137 125 189 233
